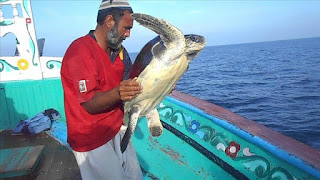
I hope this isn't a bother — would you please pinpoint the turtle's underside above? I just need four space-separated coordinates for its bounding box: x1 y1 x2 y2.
121 13 206 153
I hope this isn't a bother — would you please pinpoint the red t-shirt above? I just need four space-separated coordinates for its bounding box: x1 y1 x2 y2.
61 35 124 152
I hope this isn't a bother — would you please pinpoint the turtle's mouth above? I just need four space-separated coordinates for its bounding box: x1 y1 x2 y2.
186 51 200 61
189 52 198 57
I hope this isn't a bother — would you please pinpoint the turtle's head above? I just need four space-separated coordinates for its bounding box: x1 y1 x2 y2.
184 34 206 61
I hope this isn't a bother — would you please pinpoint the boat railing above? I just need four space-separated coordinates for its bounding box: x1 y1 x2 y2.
0 0 62 82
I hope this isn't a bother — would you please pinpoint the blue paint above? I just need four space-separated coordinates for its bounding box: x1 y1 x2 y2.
28 36 36 66
22 0 36 66
142 173 152 180
46 121 70 149
0 59 19 72
46 60 62 69
165 96 320 179
22 0 30 17
0 20 14 26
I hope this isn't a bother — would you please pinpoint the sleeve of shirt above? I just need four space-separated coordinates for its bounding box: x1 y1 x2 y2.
122 47 132 80
62 43 101 104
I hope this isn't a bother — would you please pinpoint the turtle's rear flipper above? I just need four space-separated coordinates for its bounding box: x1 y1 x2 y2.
121 106 141 153
146 108 163 137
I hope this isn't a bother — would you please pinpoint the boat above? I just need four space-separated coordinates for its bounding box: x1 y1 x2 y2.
1 0 319 179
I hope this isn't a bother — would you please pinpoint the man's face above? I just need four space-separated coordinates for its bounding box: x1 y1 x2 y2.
107 10 133 50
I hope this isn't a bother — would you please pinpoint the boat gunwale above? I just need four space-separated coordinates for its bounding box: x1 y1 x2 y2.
169 90 320 177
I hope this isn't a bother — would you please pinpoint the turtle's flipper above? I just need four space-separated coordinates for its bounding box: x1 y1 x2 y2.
123 113 129 126
131 13 185 53
121 106 141 153
146 108 163 137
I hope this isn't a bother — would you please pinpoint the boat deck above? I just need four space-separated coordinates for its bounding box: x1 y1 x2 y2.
1 87 319 179
0 130 81 180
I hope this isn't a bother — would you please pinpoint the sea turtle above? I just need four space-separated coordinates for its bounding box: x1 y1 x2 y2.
121 13 206 152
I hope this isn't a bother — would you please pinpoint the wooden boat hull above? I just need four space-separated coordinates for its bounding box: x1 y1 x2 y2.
1 79 319 179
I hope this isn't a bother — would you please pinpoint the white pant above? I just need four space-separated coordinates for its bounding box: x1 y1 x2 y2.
73 126 143 180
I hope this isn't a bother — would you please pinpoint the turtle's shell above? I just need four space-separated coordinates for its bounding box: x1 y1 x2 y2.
130 33 206 79
125 39 188 117
130 36 161 79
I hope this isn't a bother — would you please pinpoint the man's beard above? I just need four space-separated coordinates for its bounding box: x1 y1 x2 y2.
107 25 124 50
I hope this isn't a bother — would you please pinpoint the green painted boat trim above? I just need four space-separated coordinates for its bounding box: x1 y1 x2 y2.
0 20 14 26
164 95 320 179
0 59 20 72
46 60 62 69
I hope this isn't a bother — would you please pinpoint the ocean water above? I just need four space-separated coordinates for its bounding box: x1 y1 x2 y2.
130 37 320 150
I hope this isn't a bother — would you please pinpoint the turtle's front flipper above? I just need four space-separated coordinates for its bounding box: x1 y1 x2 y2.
146 108 163 137
131 13 185 58
121 106 141 153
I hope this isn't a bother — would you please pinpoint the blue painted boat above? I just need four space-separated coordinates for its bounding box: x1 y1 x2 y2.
1 0 319 179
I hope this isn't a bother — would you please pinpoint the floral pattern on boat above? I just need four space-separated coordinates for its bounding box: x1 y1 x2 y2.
157 102 302 180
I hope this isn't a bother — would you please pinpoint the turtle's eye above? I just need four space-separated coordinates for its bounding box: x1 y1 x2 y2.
191 36 197 41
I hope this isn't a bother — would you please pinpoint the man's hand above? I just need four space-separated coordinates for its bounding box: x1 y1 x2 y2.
81 78 142 114
119 78 142 101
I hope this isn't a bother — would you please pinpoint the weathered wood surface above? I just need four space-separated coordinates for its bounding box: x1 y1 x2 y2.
0 130 81 180
0 145 44 178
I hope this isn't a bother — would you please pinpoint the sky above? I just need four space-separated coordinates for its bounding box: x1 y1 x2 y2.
1 0 320 57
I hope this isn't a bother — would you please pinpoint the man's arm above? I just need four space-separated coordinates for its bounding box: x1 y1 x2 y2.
82 78 142 114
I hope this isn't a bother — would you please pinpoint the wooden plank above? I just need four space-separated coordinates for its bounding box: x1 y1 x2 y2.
0 145 44 178
25 86 37 117
5 87 16 129
15 86 27 123
34 83 44 113
0 130 81 179
0 89 10 130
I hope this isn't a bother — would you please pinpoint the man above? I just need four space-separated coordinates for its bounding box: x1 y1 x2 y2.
60 0 143 179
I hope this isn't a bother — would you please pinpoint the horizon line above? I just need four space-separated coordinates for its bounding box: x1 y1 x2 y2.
128 36 320 54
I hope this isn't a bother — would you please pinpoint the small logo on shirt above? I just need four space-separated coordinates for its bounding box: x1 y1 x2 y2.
79 80 87 93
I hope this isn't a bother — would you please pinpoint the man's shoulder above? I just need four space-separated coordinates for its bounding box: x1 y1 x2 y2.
62 35 94 63
71 35 93 47
65 35 97 55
